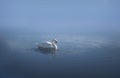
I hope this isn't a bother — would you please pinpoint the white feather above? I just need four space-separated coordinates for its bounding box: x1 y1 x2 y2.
37 40 58 50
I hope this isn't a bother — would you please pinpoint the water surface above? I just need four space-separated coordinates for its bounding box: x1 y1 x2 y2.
0 33 120 78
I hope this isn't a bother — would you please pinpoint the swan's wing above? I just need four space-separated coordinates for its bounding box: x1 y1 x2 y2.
46 41 52 45
38 41 52 48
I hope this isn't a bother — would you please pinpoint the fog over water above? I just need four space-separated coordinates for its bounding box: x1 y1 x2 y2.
0 0 120 78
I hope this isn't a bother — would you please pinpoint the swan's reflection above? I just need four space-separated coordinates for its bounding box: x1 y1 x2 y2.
34 47 57 56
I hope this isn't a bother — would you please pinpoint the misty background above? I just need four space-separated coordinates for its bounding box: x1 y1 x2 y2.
0 0 120 78
0 0 120 35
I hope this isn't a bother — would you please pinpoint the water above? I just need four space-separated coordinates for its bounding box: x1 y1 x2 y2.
0 33 120 78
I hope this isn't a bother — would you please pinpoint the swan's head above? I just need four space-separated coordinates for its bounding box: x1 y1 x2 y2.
52 39 58 44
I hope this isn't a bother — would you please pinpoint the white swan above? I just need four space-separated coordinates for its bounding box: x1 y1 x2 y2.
37 39 58 51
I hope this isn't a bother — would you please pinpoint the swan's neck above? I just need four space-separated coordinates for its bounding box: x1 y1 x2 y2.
52 42 57 50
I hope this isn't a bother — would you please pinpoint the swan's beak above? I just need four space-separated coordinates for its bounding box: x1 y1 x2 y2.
52 39 58 44
55 40 57 43
54 39 58 44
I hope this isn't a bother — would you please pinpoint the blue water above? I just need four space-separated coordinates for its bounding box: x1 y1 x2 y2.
0 33 120 78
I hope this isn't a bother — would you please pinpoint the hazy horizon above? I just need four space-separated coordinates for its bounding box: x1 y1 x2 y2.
0 0 120 78
0 0 120 35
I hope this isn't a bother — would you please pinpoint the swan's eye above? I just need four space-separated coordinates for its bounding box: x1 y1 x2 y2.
55 41 57 43
52 39 57 43
53 40 57 43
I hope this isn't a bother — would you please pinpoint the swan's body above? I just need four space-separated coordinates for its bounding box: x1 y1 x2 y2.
37 39 58 51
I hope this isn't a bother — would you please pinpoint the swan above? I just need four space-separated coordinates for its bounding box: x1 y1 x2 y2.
37 39 58 51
